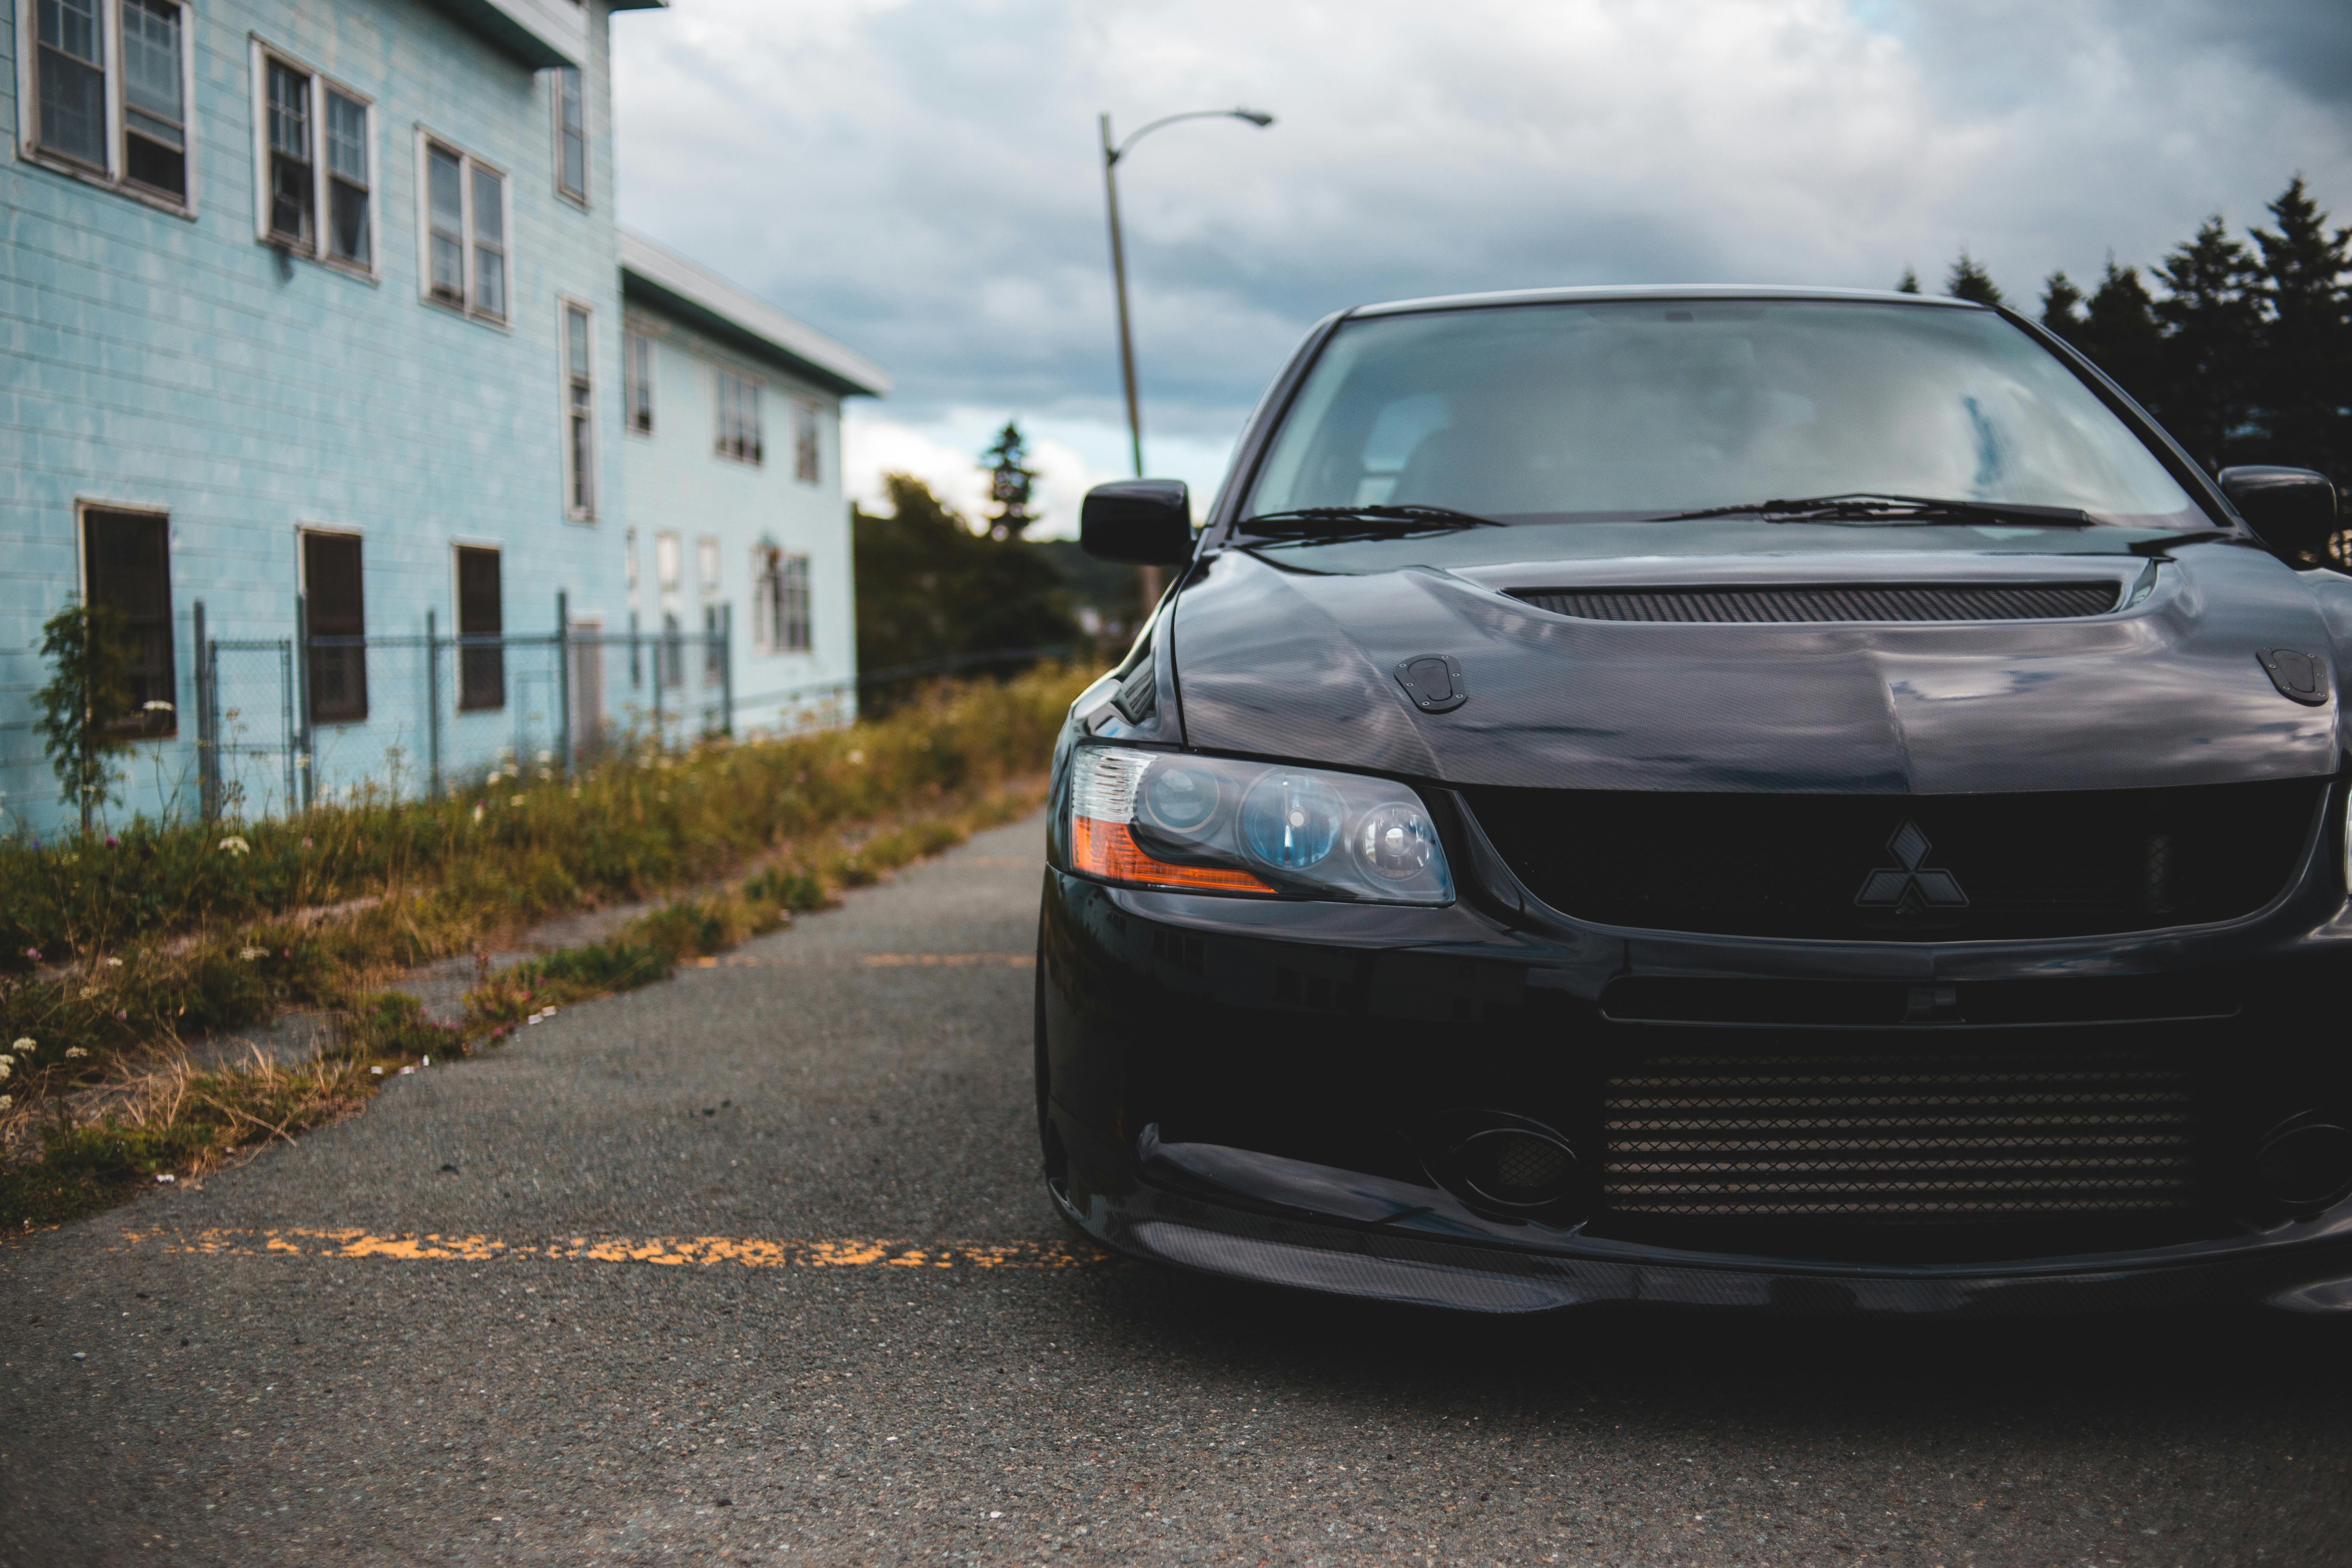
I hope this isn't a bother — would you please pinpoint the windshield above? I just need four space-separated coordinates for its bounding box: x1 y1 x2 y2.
1244 300 2199 526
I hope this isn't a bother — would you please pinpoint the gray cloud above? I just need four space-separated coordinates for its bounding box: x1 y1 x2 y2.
611 0 2352 446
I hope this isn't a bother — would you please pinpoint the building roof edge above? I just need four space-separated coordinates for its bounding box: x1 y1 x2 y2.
619 229 891 399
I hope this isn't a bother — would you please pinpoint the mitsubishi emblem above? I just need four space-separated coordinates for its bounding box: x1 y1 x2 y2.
1855 820 1969 913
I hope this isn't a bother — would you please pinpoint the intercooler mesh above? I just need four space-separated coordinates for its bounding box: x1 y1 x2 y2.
1601 1050 2202 1221
1511 582 2120 623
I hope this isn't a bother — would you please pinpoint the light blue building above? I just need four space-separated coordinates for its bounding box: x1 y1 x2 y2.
1 0 886 836
618 230 887 739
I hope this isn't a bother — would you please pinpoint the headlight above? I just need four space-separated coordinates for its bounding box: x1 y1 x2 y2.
1066 745 1453 904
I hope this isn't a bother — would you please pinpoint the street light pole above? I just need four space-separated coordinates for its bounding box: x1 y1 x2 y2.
1098 106 1275 616
1099 112 1145 481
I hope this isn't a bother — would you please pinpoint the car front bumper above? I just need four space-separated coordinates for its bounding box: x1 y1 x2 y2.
1037 849 2352 1317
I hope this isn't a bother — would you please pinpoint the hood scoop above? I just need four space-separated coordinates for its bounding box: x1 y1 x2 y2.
1509 581 2122 624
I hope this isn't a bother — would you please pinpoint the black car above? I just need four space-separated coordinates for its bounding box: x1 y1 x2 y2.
1038 286 2352 1316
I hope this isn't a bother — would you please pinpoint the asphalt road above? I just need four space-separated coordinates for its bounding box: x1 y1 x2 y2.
5 813 2349 1567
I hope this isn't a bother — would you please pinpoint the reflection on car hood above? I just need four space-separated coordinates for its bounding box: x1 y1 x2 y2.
1169 533 2348 793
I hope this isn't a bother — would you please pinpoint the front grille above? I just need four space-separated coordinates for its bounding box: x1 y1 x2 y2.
1600 1047 2205 1226
1464 778 2324 940
1509 582 2120 623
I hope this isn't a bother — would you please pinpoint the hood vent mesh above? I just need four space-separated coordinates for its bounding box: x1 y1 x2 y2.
1510 582 2121 623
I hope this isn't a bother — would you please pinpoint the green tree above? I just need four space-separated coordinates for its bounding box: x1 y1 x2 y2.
980 420 1041 541
2040 270 2086 336
851 475 1078 705
1945 249 2004 306
34 597 138 835
2248 175 2352 477
1894 267 1921 295
2152 215 2264 468
2072 261 2169 414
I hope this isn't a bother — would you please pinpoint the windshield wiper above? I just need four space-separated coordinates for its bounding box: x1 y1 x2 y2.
1654 493 2098 527
1234 504 1507 541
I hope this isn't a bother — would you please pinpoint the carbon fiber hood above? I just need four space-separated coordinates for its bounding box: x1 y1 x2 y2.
1168 535 2349 793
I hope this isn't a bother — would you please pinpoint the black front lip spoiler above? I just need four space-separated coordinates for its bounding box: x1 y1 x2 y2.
1061 1133 2352 1317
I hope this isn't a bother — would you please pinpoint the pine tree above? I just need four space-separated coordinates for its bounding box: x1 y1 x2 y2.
2040 271 2086 338
2151 216 2264 468
1895 267 1921 295
2248 175 2352 478
2074 262 2168 413
980 420 1040 541
1945 250 2004 306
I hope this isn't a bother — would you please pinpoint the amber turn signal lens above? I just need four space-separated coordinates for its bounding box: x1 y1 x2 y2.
1072 817 1275 895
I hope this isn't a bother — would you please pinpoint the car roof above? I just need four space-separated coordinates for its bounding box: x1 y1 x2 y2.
1348 284 1990 318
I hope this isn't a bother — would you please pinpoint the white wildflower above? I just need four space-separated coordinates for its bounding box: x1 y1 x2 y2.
142 700 175 713
848 750 866 766
65 1047 89 1059
217 835 251 856
0 1060 11 1082
536 750 553 765
239 946 266 961
10 1037 33 1053
471 802 485 824
509 794 526 807
104 956 123 968
0 1095 11 1112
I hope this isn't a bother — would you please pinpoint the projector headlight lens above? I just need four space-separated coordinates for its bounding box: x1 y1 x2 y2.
1357 802 1440 880
1139 761 1221 834
1065 745 1452 904
1240 772 1345 870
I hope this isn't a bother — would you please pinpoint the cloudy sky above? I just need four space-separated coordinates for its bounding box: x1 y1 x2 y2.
608 0 2352 535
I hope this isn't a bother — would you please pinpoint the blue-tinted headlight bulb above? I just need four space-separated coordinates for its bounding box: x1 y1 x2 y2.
1240 772 1344 869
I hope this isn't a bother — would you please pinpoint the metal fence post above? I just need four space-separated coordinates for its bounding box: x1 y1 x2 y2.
293 591 314 811
650 618 664 746
193 600 218 822
425 607 443 799
279 638 297 814
719 603 735 738
554 591 572 775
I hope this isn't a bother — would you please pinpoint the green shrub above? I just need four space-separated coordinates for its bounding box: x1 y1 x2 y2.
743 865 828 913
334 992 464 1062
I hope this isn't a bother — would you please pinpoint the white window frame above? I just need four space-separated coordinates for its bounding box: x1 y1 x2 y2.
413 130 510 325
715 368 763 465
15 0 200 215
623 328 655 435
752 546 812 655
550 62 588 207
792 398 822 484
247 39 376 277
559 297 597 522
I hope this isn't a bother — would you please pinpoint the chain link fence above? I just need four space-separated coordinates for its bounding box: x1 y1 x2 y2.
188 597 740 820
1 599 1067 832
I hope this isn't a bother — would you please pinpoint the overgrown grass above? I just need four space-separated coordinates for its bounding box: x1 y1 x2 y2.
1 670 1087 1231
0 668 1085 1109
0 1051 377 1231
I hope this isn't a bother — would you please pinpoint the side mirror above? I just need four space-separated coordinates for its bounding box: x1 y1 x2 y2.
1081 479 1194 565
2220 466 2339 563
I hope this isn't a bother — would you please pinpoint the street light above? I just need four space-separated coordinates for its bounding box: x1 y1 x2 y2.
1098 107 1276 481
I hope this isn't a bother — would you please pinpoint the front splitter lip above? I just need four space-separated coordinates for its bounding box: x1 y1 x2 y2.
1056 1181 2352 1317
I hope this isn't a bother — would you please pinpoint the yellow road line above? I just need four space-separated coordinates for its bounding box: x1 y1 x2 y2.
681 953 1034 969
112 1228 1109 1269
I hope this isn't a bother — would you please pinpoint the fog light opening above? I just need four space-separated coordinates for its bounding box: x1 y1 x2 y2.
1455 1126 1580 1210
2253 1114 2352 1213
